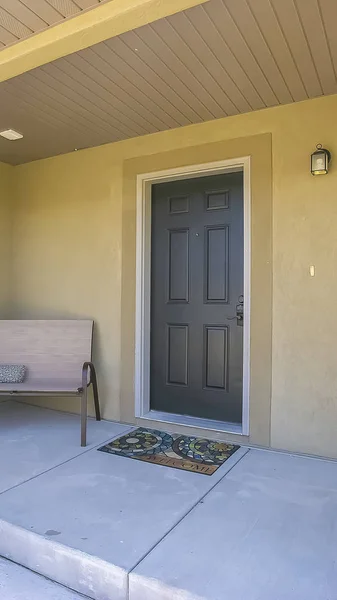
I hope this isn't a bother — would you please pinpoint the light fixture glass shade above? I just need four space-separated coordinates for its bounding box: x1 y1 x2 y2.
311 144 331 175
0 129 23 141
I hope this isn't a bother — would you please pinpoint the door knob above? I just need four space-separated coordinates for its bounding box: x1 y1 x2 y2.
227 295 244 326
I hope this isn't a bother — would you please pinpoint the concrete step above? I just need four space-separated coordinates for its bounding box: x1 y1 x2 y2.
0 556 89 599
0 520 123 600
129 450 337 600
0 441 248 600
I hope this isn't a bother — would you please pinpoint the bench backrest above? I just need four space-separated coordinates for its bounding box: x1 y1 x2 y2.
0 320 93 384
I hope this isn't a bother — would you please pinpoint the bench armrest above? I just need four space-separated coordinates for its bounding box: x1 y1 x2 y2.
79 361 101 432
81 361 96 389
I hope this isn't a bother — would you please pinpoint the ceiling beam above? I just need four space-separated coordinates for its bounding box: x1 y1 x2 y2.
0 0 209 83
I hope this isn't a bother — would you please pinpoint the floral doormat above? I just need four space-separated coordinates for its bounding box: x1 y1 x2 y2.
98 427 240 476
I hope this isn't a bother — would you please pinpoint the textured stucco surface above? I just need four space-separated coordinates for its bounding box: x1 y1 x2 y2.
4 92 337 458
0 161 12 317
121 133 272 449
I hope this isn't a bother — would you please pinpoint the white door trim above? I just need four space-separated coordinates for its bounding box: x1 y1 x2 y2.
135 157 251 436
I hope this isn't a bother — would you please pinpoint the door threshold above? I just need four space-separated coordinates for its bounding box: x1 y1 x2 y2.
140 410 243 435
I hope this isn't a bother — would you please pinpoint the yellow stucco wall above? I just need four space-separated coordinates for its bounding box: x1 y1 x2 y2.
10 93 337 458
0 161 12 317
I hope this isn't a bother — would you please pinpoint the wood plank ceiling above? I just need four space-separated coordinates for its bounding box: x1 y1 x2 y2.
0 0 109 49
0 0 337 164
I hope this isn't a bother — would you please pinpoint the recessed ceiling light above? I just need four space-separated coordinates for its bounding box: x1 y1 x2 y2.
0 129 23 141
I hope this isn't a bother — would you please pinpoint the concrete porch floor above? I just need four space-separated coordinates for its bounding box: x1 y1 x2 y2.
0 401 336 600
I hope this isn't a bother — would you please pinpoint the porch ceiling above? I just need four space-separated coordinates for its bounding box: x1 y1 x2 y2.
0 0 110 49
0 0 337 165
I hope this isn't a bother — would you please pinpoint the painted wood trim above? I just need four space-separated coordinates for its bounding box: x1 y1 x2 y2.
135 157 251 435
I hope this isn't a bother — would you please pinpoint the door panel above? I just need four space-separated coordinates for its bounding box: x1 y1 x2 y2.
204 326 228 390
168 229 189 302
150 172 244 424
167 324 189 386
205 225 229 302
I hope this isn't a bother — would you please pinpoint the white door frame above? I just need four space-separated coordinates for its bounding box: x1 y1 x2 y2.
135 156 251 436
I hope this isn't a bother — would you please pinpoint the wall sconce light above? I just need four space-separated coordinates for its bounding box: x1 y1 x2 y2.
311 144 331 175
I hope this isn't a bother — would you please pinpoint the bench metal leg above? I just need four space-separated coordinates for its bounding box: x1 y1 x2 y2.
93 388 100 422
81 388 87 447
91 367 101 422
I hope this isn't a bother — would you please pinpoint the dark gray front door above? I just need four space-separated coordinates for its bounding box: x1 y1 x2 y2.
150 171 244 424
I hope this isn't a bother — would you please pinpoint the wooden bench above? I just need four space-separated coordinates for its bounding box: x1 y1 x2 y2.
0 320 100 446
